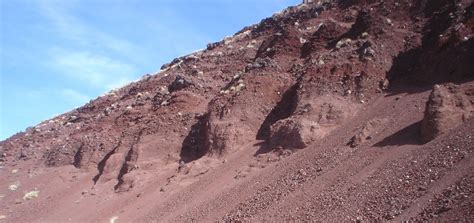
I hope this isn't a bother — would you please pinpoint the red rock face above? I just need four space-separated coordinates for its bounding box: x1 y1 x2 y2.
1 0 473 222
421 83 474 143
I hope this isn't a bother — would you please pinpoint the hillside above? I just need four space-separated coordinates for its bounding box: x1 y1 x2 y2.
1 0 473 222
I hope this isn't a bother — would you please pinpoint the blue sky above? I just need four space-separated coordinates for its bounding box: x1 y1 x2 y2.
0 0 300 140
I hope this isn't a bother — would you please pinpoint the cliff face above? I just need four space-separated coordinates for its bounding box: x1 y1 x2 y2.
1 0 473 222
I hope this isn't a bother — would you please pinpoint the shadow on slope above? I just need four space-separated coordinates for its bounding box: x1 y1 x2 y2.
373 121 423 147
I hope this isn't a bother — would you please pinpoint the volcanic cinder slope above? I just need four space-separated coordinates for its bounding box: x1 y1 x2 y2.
1 0 474 222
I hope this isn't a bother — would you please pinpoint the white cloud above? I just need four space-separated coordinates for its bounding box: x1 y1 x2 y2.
50 48 136 90
17 87 90 105
60 89 90 104
37 0 139 91
37 0 137 56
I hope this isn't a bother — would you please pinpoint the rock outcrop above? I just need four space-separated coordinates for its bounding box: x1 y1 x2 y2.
268 118 311 149
421 84 473 143
1 1 474 221
349 118 388 148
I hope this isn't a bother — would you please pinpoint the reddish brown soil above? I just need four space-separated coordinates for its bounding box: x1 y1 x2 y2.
1 0 473 222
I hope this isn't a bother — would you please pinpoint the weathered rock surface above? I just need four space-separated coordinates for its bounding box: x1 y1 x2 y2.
1 0 474 222
421 84 473 143
349 118 388 147
268 118 309 149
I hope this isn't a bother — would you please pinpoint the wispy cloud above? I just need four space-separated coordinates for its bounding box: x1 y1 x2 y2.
60 89 90 104
16 87 91 105
50 48 136 90
37 0 137 56
37 0 139 91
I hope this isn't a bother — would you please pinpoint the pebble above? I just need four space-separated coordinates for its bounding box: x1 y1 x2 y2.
8 183 19 191
110 216 119 223
23 190 40 200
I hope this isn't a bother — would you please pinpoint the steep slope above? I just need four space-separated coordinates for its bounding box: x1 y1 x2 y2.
1 0 473 222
